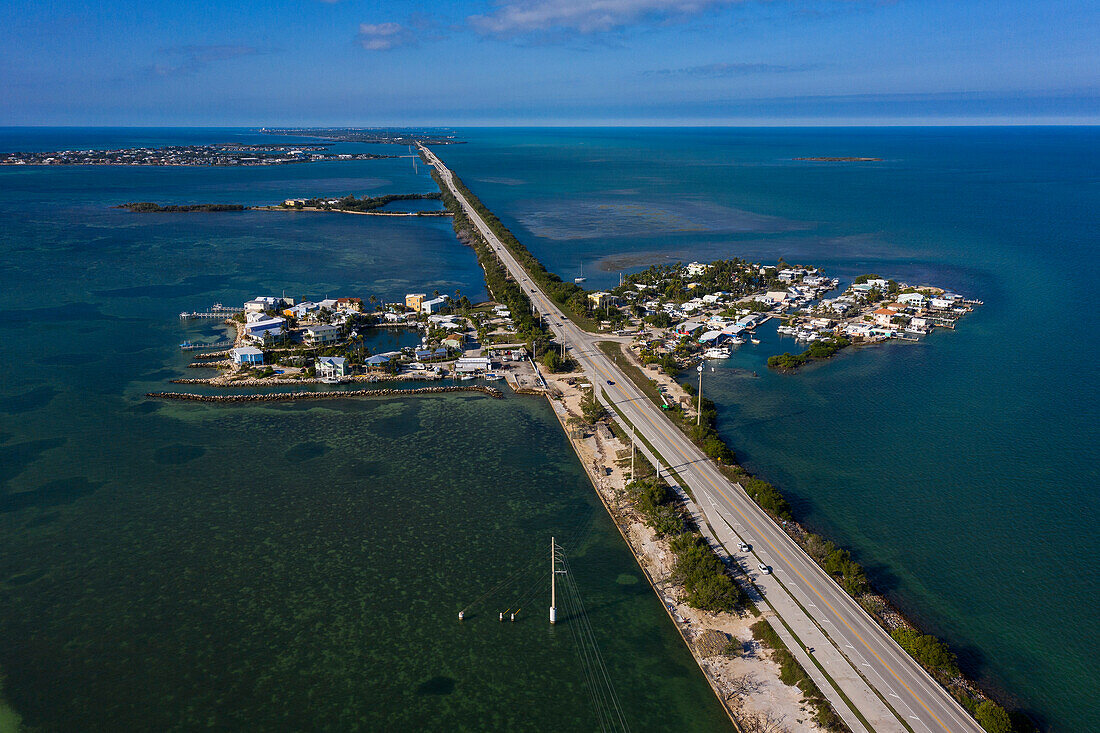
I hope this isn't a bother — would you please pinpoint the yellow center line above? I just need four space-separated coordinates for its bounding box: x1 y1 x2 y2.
428 149 964 732
582 354 954 732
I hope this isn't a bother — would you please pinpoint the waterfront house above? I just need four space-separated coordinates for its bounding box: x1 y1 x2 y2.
315 356 349 378
245 296 286 313
364 354 391 371
304 324 341 345
873 308 898 327
283 302 320 320
454 356 493 373
588 292 620 310
243 316 286 340
897 292 926 306
421 296 450 314
441 334 464 350
415 349 433 361
405 293 426 311
765 291 789 303
930 297 952 309
231 346 264 366
335 297 363 313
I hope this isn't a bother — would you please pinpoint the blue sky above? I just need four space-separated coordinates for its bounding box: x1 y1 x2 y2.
2 0 1097 125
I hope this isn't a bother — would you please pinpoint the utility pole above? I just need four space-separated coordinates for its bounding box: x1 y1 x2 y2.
630 426 636 481
697 364 704 426
550 537 558 624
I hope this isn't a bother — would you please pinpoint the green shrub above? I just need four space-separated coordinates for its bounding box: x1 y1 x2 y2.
890 628 960 679
975 701 1013 733
671 534 746 613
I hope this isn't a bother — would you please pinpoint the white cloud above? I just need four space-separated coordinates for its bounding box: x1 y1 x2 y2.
357 22 414 51
468 0 742 36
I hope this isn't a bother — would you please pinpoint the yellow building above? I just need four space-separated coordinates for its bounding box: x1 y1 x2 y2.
405 293 426 311
588 291 620 309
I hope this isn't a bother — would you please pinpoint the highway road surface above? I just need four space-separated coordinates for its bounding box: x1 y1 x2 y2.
421 144 983 733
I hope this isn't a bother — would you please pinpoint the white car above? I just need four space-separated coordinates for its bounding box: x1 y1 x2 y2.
739 541 751 553
758 563 772 575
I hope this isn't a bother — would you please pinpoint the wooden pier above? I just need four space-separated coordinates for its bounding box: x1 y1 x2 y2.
180 341 232 351
180 311 239 320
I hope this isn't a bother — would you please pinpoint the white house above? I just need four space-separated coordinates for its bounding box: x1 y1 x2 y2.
315 356 348 378
243 317 286 340
454 356 493 373
765 291 789 303
930 298 952 309
421 296 449 314
244 296 285 313
304 324 341 345
231 346 264 366
897 292 926 306
872 308 898 327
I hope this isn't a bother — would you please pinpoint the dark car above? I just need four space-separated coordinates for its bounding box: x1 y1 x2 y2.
606 380 614 385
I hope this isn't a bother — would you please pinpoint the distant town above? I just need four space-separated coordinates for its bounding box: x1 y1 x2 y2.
259 127 464 145
0 143 397 167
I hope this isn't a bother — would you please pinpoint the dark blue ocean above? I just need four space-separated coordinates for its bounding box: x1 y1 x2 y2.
438 127 1099 732
0 126 1096 731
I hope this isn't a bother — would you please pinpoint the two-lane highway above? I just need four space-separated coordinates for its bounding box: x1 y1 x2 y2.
421 144 983 733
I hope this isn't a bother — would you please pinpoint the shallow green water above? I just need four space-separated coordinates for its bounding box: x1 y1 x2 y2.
0 131 732 731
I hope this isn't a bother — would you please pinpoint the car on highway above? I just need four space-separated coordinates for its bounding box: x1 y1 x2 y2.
739 541 751 552
606 380 615 385
758 563 771 574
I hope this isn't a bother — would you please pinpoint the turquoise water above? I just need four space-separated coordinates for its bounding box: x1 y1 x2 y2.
0 131 732 731
438 127 1100 732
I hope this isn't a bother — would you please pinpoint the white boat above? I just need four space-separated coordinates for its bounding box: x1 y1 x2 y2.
459 374 476 381
703 347 730 359
751 338 761 345
729 336 746 346
319 377 340 384
574 276 586 284
483 373 503 381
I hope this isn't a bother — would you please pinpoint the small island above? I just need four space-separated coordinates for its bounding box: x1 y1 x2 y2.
793 156 883 162
260 127 464 145
116 193 451 216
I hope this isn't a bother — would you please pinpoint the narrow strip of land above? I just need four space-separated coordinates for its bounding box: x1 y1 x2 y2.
420 143 984 733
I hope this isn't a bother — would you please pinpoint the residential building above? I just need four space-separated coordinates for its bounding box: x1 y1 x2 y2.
405 293 427 311
421 296 449 314
243 316 286 341
588 292 620 309
245 296 286 313
872 307 898 327
335 297 363 313
315 356 349 378
231 346 264 366
304 324 341 345
454 356 493 373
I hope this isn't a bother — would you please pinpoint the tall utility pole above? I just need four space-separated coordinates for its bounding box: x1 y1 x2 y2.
630 426 636 481
550 537 557 624
697 364 704 426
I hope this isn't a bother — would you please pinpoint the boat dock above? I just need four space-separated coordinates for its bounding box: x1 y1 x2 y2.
180 341 232 350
